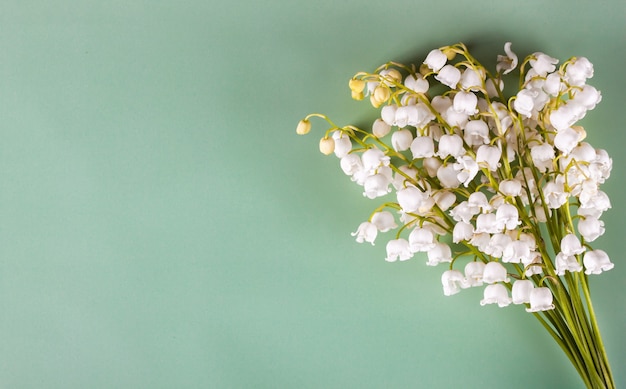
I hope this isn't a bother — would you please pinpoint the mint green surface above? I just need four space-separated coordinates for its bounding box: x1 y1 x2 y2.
0 1 624 388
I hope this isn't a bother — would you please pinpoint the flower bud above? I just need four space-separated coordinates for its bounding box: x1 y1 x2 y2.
319 137 335 155
442 47 457 61
348 78 365 93
296 119 311 135
380 69 402 85
371 85 390 107
372 118 391 138
351 90 364 100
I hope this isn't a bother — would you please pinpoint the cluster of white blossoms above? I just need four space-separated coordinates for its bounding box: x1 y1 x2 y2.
298 42 614 313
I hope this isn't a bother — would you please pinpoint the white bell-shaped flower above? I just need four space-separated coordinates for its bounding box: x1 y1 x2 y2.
496 42 518 75
392 165 418 190
404 73 429 93
397 186 428 214
572 85 602 111
340 154 363 177
423 157 442 177
410 136 435 158
363 172 391 199
482 261 510 284
394 105 412 128
555 252 583 275
463 120 490 146
441 270 466 296
474 213 498 234
424 49 447 72
543 179 569 209
453 91 478 115
433 190 456 212
436 164 461 189
498 179 522 197
385 239 413 262
443 106 469 129
408 227 436 252
543 72 564 96
485 233 512 258
372 118 391 138
485 78 503 98
565 57 594 87
580 190 611 214
568 141 595 163
454 155 479 187
410 102 436 128
426 242 452 266
512 279 534 304
529 52 559 76
391 128 413 151
362 147 390 173
467 191 491 213
464 261 486 287
530 143 555 172
554 127 582 155
431 95 451 116
583 249 614 275
453 221 474 243
526 287 555 312
522 254 544 277
459 67 484 91
380 104 398 126
560 234 585 256
437 134 465 158
513 89 536 118
480 284 512 307
371 211 398 232
450 201 477 223
435 65 461 89
351 222 378 245
577 216 605 242
549 102 586 131
495 203 521 230
332 131 352 158
502 239 531 264
476 144 501 171
470 232 491 253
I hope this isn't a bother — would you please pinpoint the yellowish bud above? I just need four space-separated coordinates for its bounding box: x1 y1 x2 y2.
348 78 365 94
443 47 457 61
572 125 587 141
384 69 402 83
296 119 311 135
419 63 431 76
370 85 390 107
351 90 364 100
319 137 335 155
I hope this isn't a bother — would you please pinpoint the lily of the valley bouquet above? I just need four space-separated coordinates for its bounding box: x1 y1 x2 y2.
297 43 614 388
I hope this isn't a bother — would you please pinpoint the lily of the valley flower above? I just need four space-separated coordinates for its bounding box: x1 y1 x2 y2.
526 287 555 312
435 65 461 89
512 279 534 304
385 239 413 262
482 261 510 284
496 42 517 75
351 222 378 245
583 250 614 275
442 270 466 296
480 284 512 307
424 49 447 72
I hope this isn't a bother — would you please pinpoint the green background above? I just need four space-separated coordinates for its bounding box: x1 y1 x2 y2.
0 1 623 388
